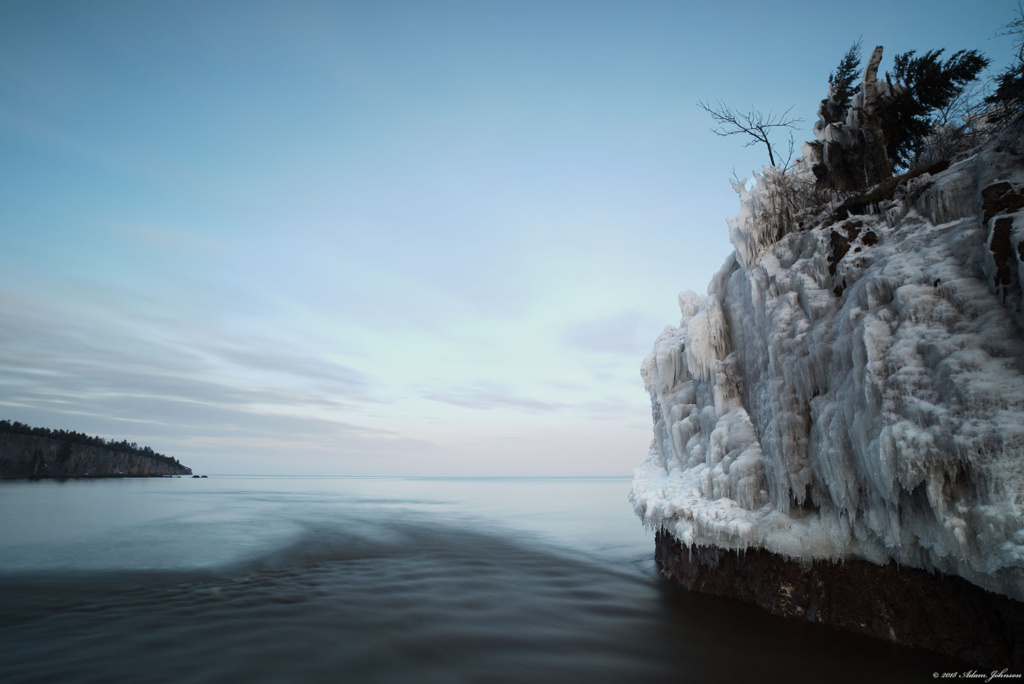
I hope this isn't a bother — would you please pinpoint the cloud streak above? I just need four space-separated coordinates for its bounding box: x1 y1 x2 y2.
419 382 566 414
0 292 401 468
561 310 664 356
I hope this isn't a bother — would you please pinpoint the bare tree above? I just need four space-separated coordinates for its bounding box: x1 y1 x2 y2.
994 1 1024 60
933 78 989 127
697 99 804 167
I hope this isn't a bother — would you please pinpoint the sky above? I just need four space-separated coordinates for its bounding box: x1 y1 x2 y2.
0 0 1018 476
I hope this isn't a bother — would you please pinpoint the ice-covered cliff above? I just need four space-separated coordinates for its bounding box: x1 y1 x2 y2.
631 128 1024 603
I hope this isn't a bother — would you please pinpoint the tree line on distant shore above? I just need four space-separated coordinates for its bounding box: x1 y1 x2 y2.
0 420 184 470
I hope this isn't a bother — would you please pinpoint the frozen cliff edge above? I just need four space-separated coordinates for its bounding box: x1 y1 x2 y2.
631 131 1024 611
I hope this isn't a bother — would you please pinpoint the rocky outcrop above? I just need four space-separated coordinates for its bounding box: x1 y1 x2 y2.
983 180 1024 306
634 122 1024 665
807 46 895 192
0 433 192 478
656 531 1024 669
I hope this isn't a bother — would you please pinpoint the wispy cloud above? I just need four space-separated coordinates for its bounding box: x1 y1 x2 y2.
0 292 389 464
419 382 566 414
561 310 663 356
103 223 227 255
201 342 371 396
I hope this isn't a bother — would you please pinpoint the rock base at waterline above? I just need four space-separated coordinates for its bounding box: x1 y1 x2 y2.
655 530 1024 670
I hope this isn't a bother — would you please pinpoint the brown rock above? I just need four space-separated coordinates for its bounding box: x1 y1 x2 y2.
655 530 1024 670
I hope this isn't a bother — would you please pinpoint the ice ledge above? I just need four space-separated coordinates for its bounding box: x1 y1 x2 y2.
631 453 875 563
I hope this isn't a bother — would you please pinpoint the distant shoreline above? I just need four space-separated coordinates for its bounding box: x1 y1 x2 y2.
0 422 192 479
0 473 190 481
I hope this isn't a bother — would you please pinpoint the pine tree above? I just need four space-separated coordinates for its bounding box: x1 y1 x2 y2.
986 3 1024 119
882 49 990 170
824 40 863 124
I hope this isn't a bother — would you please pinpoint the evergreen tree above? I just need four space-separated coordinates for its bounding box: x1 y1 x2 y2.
823 40 863 124
986 3 1024 119
882 49 990 170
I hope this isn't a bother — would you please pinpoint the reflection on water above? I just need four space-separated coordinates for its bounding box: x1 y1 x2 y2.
0 477 958 682
0 477 649 573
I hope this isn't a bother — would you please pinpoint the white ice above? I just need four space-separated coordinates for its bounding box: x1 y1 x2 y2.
632 133 1024 600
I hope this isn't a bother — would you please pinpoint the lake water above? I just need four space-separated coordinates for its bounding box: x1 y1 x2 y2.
0 476 957 682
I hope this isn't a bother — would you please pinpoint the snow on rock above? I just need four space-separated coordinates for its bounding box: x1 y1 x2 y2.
632 135 1024 601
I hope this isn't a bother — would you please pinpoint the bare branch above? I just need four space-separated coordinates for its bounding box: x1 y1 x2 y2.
729 167 743 188
697 99 804 167
780 132 796 171
933 78 990 127
994 2 1024 62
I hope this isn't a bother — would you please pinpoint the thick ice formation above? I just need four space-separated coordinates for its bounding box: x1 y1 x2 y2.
632 135 1024 600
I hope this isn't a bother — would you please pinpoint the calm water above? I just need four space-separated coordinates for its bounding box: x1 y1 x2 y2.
0 476 956 682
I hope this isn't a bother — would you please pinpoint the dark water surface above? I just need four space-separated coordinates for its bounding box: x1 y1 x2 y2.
0 476 956 682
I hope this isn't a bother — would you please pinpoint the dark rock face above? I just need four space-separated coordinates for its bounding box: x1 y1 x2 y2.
655 530 1024 670
828 219 881 296
808 46 895 193
983 181 1024 302
0 433 192 478
983 182 1024 220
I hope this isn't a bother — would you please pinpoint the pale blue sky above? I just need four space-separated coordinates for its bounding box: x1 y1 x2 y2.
0 0 1017 474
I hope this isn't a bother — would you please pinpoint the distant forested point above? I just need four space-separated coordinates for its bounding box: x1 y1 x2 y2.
0 420 191 478
0 420 183 468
